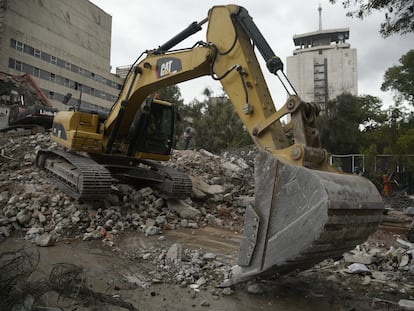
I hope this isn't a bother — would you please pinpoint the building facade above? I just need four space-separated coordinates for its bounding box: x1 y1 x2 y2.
0 0 123 112
286 7 357 111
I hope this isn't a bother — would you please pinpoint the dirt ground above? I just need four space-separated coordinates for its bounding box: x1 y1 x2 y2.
1 226 407 311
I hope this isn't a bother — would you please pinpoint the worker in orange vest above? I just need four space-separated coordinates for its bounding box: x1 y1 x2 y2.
382 174 393 197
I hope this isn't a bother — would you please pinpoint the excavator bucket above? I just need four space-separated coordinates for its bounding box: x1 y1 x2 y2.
224 151 384 285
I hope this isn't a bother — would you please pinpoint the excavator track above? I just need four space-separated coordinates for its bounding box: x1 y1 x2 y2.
152 164 193 199
36 149 112 200
89 155 193 200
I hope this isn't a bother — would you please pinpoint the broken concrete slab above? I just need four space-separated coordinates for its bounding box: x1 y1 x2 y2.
191 176 226 195
344 250 376 264
167 199 201 220
35 233 56 247
399 299 414 311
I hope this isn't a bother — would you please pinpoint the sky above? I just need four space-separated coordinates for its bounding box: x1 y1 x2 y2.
90 0 413 109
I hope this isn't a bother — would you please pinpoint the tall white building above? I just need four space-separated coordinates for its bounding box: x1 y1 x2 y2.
287 5 357 111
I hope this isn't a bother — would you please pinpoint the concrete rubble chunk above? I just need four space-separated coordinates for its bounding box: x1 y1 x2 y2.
16 210 32 226
399 299 414 311
404 206 414 216
344 250 375 264
345 263 371 274
167 199 201 220
166 243 183 262
221 161 243 173
203 253 217 260
396 238 414 249
191 176 225 195
145 225 159 236
123 273 151 289
35 233 56 247
199 149 217 158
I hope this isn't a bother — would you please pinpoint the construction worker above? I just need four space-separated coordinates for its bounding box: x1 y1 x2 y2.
183 123 194 150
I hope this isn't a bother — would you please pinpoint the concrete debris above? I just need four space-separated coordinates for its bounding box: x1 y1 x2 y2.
35 232 56 247
345 263 371 274
123 273 151 289
2 132 414 305
399 299 414 310
343 250 377 265
166 243 183 262
167 199 201 220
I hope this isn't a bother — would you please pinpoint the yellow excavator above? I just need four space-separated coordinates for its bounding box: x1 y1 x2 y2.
36 5 383 284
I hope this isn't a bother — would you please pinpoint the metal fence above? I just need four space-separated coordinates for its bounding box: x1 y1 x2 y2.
329 153 414 193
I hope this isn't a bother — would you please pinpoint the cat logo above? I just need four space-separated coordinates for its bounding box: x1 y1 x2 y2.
156 57 182 78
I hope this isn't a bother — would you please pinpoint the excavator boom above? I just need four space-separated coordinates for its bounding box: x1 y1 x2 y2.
39 5 384 284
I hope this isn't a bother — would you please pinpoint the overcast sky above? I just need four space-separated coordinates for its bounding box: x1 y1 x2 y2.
90 0 413 108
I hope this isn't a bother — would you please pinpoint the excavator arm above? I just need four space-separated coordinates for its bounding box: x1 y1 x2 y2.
42 5 384 284
103 5 329 170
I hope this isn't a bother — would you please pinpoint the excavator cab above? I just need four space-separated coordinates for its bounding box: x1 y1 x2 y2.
127 98 175 157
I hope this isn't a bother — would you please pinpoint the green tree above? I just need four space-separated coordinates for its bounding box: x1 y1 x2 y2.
196 94 252 153
319 93 386 154
381 49 414 106
156 85 184 106
329 0 414 37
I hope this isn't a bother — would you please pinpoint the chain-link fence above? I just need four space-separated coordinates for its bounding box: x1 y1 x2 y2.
330 154 414 194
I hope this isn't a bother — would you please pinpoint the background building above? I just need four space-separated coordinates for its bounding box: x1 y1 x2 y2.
0 0 122 112
287 5 357 111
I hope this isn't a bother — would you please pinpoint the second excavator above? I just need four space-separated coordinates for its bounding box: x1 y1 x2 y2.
36 5 384 284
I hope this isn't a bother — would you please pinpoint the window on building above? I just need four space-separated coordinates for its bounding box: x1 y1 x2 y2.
64 78 70 87
49 91 55 99
65 62 71 70
50 73 56 82
71 64 79 73
14 60 23 71
57 58 65 68
41 52 51 62
34 49 41 58
23 63 33 73
33 67 40 77
40 69 49 80
24 45 34 55
78 67 84 75
318 50 323 55
15 41 24 51
50 56 57 64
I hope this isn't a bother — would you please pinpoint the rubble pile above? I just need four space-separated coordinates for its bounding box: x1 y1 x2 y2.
1 133 414 305
383 191 414 211
0 133 256 288
0 134 255 242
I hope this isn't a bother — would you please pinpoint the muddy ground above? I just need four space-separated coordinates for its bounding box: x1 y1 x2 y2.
1 227 411 311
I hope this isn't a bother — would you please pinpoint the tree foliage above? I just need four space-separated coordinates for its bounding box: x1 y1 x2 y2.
157 86 252 153
195 95 252 153
318 93 386 154
329 0 414 37
381 49 414 105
